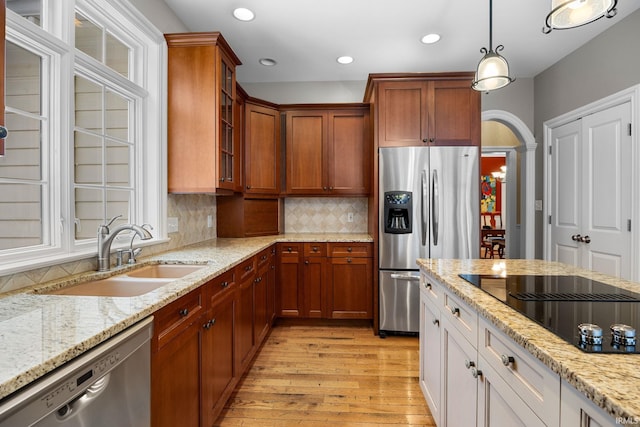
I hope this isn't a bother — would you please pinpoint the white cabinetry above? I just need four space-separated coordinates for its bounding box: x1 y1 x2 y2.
419 271 561 427
560 380 617 427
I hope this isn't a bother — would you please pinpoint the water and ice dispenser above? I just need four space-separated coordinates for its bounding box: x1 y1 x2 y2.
383 191 412 234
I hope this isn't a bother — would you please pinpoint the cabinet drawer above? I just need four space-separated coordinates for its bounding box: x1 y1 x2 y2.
236 257 256 282
442 290 477 346
257 247 271 270
207 269 236 302
154 288 203 350
278 243 302 258
304 243 326 257
327 242 371 258
420 272 443 308
478 317 560 427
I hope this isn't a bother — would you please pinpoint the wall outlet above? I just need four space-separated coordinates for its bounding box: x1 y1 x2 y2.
207 214 213 228
347 212 354 223
167 217 179 233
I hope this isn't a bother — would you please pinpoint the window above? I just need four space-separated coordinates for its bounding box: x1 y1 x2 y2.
1 1 165 274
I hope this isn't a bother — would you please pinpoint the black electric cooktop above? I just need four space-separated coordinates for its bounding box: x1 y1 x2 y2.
459 274 640 354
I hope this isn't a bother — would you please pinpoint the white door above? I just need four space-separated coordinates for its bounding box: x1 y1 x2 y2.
549 102 632 279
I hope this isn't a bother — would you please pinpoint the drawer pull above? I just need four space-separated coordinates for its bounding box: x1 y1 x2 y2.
347 257 352 263
432 318 439 326
471 367 483 379
501 355 515 366
425 282 432 289
304 260 309 265
450 307 460 316
465 359 475 369
203 319 216 330
220 281 229 288
178 308 189 317
347 247 353 252
287 247 293 253
312 246 319 252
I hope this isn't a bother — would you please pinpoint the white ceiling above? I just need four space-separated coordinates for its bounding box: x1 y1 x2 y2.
163 0 640 84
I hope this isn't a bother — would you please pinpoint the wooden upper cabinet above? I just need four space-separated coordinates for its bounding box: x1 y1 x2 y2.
284 106 370 196
1 0 6 156
165 32 242 193
244 101 281 195
368 73 480 147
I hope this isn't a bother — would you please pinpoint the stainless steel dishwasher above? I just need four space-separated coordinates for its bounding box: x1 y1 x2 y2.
0 317 153 427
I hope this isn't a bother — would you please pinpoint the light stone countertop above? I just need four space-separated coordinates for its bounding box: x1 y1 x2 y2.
417 258 640 421
0 233 371 401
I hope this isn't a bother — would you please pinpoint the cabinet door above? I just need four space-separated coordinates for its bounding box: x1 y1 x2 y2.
235 272 255 373
151 319 201 427
302 255 325 318
201 290 236 426
218 51 240 191
277 244 303 317
477 356 546 427
245 103 281 195
431 80 480 146
326 256 372 319
376 81 430 147
285 111 327 194
419 292 441 425
253 267 270 344
442 317 477 427
327 110 370 195
560 380 617 427
0 0 5 156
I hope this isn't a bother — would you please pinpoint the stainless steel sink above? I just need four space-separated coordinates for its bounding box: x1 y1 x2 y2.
46 264 207 297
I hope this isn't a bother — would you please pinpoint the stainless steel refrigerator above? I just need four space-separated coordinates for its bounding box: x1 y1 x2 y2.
379 146 479 336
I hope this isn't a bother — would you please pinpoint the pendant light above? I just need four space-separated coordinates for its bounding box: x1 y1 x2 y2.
543 0 617 33
471 0 514 92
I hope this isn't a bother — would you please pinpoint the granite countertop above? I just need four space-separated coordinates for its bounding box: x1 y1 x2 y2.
0 233 372 401
417 258 640 421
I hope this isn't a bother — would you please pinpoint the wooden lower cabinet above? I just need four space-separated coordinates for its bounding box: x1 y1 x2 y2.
235 257 257 374
276 242 373 320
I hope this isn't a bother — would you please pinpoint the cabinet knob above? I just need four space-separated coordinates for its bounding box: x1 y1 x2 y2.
287 247 293 252
430 138 435 143
347 247 353 252
450 307 460 316
220 281 229 288
425 282 432 289
203 319 216 330
0 126 7 139
501 355 515 366
219 177 226 182
323 186 328 191
312 246 318 252
329 186 333 190
465 359 475 369
422 138 428 143
178 308 189 317
432 318 439 326
304 260 309 265
471 367 483 379
347 257 352 263
246 185 251 190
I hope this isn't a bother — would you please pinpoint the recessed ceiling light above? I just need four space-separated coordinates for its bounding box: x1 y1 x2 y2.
233 7 255 21
259 58 277 66
337 56 354 65
421 33 441 44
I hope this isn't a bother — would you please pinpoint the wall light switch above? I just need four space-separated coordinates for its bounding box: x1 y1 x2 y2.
207 215 213 228
347 213 354 223
167 217 179 233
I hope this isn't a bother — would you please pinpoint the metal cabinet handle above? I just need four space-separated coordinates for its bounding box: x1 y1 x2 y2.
432 318 439 326
203 319 216 330
424 282 432 289
179 308 189 317
471 367 483 379
501 355 515 366
450 307 460 316
465 359 475 369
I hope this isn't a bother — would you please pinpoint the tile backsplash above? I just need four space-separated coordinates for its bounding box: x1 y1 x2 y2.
0 195 369 293
284 197 368 233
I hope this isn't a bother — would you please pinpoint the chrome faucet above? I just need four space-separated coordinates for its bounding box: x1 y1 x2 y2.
97 216 153 271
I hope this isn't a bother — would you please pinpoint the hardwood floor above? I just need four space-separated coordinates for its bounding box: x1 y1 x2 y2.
215 321 435 426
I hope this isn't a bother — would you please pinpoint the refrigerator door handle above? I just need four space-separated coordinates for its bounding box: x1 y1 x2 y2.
421 170 428 246
390 273 420 281
432 169 439 246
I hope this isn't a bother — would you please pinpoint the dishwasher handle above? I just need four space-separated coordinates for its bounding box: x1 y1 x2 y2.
390 273 420 282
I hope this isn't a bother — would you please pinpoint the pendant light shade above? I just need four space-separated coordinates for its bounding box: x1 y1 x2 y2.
472 0 514 92
543 0 617 33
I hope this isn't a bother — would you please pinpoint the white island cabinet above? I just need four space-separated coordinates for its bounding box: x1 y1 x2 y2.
419 270 558 427
417 259 632 427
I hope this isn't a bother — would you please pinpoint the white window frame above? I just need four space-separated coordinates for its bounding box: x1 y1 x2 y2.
0 0 167 276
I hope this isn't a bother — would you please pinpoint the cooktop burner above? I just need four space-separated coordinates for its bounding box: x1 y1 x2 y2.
458 274 640 354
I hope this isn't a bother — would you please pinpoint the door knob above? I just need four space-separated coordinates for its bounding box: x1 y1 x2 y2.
582 235 591 244
571 234 582 242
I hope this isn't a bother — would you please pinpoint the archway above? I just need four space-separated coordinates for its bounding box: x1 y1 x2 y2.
481 110 536 259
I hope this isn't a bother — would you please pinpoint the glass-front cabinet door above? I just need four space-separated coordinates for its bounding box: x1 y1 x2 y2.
218 52 238 192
